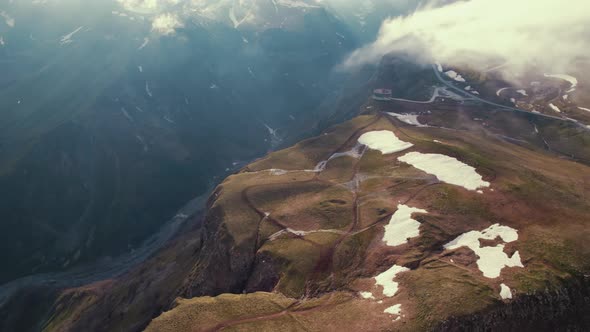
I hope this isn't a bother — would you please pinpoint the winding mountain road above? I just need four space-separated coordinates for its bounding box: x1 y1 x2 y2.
431 65 590 131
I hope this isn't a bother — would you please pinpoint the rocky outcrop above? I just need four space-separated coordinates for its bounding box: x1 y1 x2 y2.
178 205 258 298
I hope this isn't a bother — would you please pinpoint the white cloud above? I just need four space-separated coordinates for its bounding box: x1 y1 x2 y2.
343 0 590 72
151 13 183 35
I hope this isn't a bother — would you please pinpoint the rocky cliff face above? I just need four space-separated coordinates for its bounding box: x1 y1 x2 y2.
436 277 590 332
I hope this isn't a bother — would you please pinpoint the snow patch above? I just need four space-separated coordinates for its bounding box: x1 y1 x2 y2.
445 70 466 82
444 224 524 278
500 283 512 299
383 204 428 247
360 292 375 300
549 103 561 113
398 152 490 191
579 107 590 112
516 89 528 96
387 112 428 127
358 130 413 155
375 265 409 297
384 304 402 315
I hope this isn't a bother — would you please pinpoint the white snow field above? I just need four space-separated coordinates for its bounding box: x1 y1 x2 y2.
500 283 512 299
383 204 428 246
387 112 428 127
375 265 409 297
358 131 413 154
444 224 524 278
398 152 490 191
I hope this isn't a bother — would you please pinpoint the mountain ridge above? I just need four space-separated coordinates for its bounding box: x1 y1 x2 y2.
19 101 590 331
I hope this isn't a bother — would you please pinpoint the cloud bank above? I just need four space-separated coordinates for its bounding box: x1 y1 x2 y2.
344 0 590 72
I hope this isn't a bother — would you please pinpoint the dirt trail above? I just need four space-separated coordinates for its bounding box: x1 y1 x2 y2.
201 294 355 332
240 113 469 297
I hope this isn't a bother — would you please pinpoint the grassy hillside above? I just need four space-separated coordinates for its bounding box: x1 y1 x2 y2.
139 111 590 331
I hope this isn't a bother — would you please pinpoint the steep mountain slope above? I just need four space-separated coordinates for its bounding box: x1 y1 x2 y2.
0 0 364 283
11 84 588 331
139 109 590 331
